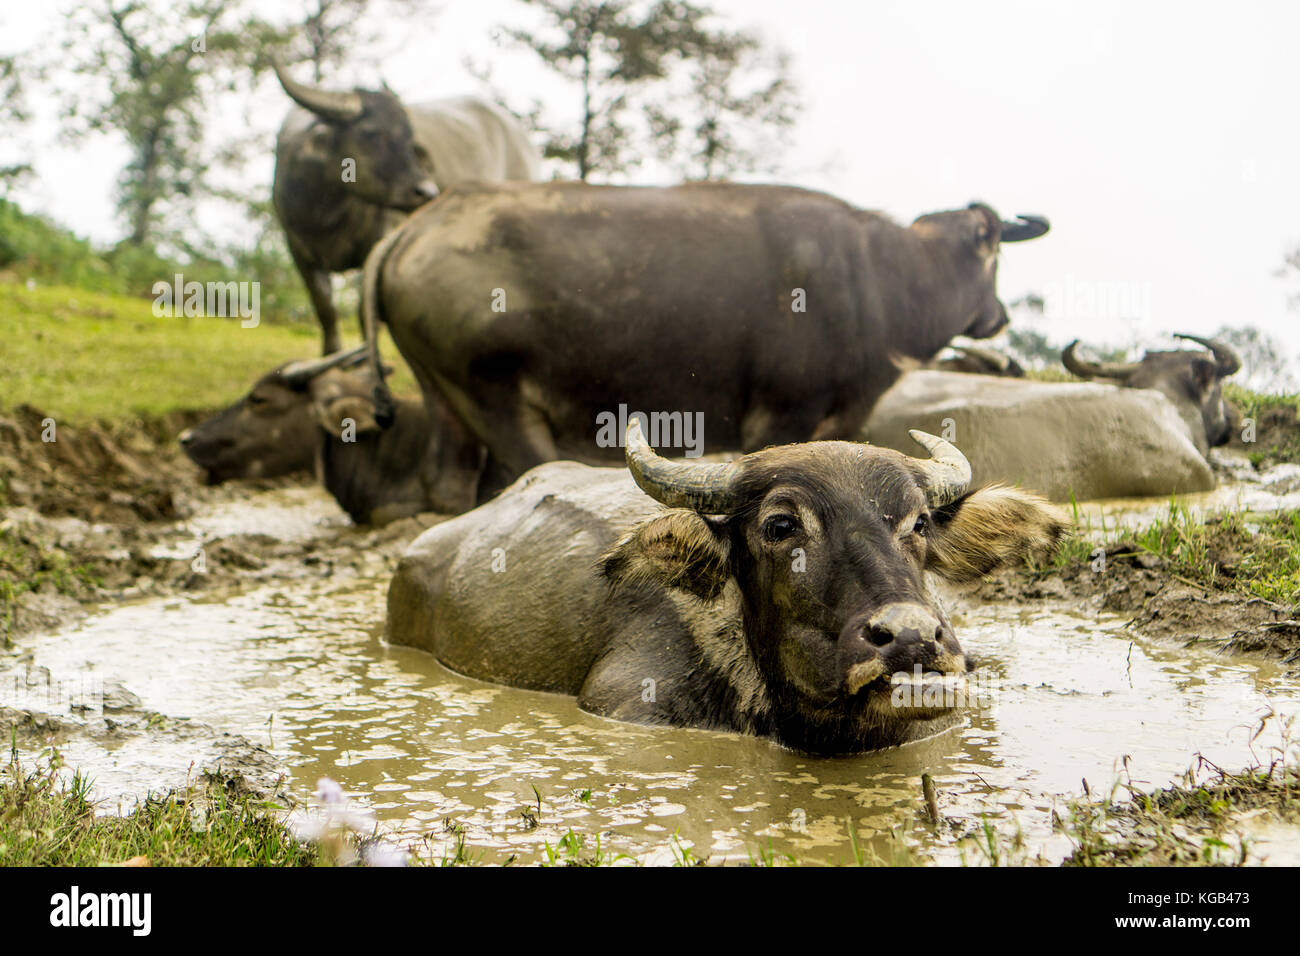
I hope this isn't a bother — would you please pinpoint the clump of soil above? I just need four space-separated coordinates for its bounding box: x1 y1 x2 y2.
1226 396 1300 467
0 403 203 523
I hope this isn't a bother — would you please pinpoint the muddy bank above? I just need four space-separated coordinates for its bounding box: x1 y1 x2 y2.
953 539 1300 670
2 663 293 807
0 402 211 523
0 401 445 643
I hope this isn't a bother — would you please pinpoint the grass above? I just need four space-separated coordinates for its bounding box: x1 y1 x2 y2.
1224 382 1300 467
1063 751 1300 866
0 279 417 423
0 747 324 867
1040 499 1300 607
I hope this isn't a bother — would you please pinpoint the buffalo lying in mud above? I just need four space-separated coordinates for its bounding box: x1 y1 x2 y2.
1061 334 1242 455
387 420 1067 754
179 348 430 526
272 63 540 354
362 181 1050 515
865 371 1217 500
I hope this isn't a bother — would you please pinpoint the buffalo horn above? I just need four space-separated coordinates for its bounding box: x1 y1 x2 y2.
624 418 742 514
1000 214 1050 243
1061 340 1140 381
1173 333 1242 377
908 430 972 507
279 345 369 389
273 60 364 122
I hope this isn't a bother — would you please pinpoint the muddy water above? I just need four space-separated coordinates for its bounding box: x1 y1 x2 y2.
5 486 1300 865
1076 456 1300 533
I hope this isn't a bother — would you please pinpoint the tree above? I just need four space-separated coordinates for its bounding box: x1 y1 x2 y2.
57 1 258 247
272 0 437 82
486 0 747 181
1212 324 1293 394
646 28 797 181
0 53 32 189
1283 242 1300 314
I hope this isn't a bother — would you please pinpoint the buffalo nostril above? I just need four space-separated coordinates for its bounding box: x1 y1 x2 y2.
867 625 895 647
178 429 194 446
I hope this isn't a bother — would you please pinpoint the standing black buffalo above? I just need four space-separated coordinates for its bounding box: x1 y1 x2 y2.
362 181 1049 514
271 63 540 354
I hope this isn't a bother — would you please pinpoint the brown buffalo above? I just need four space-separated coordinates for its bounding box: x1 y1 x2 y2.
1062 334 1242 454
179 348 430 525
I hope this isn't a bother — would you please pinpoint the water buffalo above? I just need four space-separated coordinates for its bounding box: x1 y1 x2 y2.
1061 334 1242 455
178 349 430 526
865 371 1216 501
387 420 1067 754
363 181 1050 514
272 63 540 354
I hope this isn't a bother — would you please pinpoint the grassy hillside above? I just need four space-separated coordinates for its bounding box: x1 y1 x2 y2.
0 280 415 422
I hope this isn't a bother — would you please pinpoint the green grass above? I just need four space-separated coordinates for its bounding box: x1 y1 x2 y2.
1063 747 1300 866
0 280 416 423
1043 500 1300 606
0 526 100 647
0 748 323 867
1224 382 1300 467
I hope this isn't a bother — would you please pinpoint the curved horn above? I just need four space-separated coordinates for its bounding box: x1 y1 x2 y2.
624 417 742 514
1000 214 1050 243
908 430 971 507
272 59 363 122
1173 333 1242 377
279 345 369 389
1061 340 1140 381
952 344 1011 373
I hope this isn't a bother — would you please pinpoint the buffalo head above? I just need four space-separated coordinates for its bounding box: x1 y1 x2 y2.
1062 334 1242 449
274 62 438 211
910 203 1050 341
602 419 1068 753
179 346 373 483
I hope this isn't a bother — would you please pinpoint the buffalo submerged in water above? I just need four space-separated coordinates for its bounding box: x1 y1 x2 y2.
387 421 1068 754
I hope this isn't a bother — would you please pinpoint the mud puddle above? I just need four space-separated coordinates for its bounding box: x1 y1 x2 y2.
5 550 1299 865
1077 453 1300 534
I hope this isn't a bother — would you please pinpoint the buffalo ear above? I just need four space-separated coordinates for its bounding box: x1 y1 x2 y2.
1191 357 1219 392
315 396 380 438
600 510 731 601
925 485 1069 581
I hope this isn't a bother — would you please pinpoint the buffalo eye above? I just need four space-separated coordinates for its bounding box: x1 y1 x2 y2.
762 514 801 543
247 393 269 407
912 514 930 537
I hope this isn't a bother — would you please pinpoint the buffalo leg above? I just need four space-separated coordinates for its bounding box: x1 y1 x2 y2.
419 386 487 515
475 452 518 505
290 248 341 355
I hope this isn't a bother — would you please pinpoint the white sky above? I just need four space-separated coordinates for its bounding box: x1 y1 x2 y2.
4 0 1299 365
